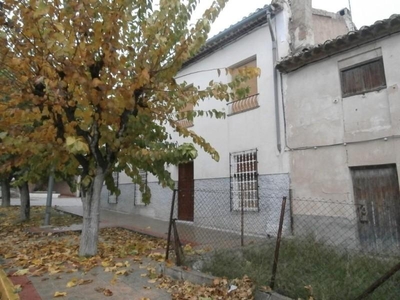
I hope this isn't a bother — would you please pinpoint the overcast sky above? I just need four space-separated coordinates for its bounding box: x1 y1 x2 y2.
199 0 400 37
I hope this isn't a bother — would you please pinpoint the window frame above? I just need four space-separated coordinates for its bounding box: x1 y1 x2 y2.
340 57 387 98
230 58 258 101
229 149 259 212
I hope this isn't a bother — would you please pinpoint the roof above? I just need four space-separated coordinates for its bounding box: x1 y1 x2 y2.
182 5 270 69
276 14 400 73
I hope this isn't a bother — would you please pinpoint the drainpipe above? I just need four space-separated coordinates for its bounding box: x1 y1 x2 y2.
267 10 282 153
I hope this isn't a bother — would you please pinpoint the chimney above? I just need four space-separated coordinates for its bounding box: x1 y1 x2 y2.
289 0 314 52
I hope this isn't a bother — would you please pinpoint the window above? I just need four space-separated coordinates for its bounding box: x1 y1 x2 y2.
228 58 259 115
340 58 386 98
176 102 194 128
134 170 148 206
108 172 119 204
230 149 259 211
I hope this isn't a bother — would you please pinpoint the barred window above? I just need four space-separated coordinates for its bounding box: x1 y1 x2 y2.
230 149 259 211
134 170 148 206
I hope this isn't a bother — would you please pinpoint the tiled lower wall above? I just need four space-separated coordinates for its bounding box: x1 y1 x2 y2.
100 173 290 236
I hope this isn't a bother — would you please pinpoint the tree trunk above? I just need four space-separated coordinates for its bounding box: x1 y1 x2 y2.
19 182 30 221
79 167 105 257
1 179 11 207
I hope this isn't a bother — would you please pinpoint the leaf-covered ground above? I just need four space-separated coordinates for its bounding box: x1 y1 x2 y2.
0 206 256 299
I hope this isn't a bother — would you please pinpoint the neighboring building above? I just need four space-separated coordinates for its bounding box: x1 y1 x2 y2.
277 14 400 250
101 1 353 235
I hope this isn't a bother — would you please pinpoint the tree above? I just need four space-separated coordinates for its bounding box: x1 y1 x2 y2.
0 0 259 256
0 176 11 207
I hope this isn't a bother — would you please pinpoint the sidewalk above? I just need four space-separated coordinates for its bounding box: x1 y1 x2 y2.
55 205 170 240
11 205 174 300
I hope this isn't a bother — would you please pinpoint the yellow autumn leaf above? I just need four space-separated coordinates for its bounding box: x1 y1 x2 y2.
110 274 118 285
54 22 64 32
115 269 127 275
101 261 111 267
13 284 22 293
65 136 89 154
54 291 67 297
13 268 29 276
66 278 78 288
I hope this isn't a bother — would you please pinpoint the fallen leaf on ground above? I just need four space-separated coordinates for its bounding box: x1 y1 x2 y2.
12 268 29 276
103 289 113 296
94 287 105 293
54 291 67 297
66 278 78 287
115 269 128 275
78 279 93 285
110 274 118 285
13 284 22 293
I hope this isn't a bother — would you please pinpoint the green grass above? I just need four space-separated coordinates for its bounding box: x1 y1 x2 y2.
201 237 400 300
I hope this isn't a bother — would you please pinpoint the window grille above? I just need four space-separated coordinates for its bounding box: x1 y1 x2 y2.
230 149 259 211
134 170 148 206
108 172 119 204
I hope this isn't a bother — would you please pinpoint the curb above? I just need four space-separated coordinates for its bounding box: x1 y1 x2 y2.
158 263 215 285
255 290 293 300
0 269 19 300
158 263 293 300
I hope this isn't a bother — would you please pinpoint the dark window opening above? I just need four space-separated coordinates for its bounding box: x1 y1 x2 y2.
340 58 386 98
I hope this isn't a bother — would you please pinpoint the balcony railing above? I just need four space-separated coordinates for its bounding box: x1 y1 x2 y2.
176 118 193 128
227 93 259 116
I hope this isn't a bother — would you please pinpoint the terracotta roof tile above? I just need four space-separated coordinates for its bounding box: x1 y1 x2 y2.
276 14 400 73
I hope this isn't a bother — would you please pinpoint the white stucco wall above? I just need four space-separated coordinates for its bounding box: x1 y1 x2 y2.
166 23 290 182
284 33 400 202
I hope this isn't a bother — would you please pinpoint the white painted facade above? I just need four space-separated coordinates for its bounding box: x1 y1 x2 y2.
101 2 353 231
172 24 289 181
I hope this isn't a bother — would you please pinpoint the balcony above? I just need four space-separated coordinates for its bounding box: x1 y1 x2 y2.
227 93 259 116
176 118 193 128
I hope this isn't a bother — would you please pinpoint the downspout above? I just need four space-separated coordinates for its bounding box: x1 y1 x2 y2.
267 11 282 153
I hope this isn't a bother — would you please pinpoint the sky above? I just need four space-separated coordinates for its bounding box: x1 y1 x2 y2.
197 0 400 37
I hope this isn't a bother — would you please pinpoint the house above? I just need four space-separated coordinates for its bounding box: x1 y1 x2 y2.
277 14 400 250
100 0 354 236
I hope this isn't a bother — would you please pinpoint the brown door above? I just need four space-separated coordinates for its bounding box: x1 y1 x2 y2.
351 164 400 252
178 161 194 221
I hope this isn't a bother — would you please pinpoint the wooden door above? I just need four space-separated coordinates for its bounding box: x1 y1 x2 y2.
178 161 194 221
351 164 400 251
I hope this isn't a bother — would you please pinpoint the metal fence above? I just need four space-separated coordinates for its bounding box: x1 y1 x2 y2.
166 189 400 300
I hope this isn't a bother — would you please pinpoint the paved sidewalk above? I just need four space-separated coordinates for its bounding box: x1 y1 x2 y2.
7 206 174 300
55 206 170 240
28 259 171 300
